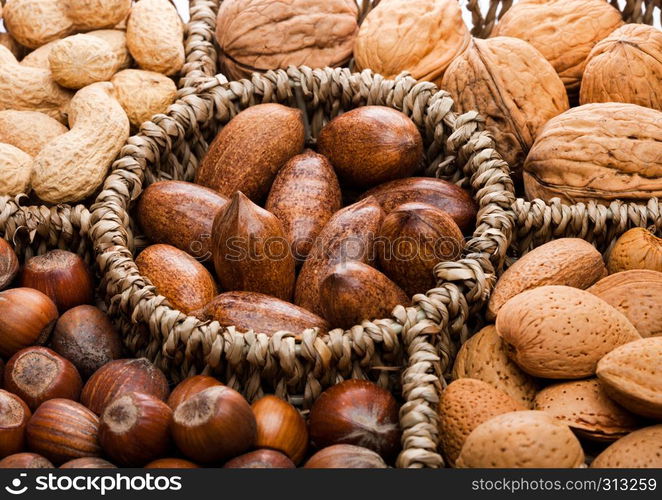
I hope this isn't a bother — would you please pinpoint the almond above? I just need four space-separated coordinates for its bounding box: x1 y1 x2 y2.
136 244 217 314
488 238 607 320
452 325 539 409
211 192 295 302
193 291 328 337
195 103 305 201
439 379 524 467
455 410 585 468
294 197 384 316
496 285 641 379
591 425 662 468
607 228 662 273
596 337 662 419
588 270 662 338
534 379 642 441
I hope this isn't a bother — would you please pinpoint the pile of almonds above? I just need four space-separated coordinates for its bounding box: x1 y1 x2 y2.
135 103 476 332
442 229 662 468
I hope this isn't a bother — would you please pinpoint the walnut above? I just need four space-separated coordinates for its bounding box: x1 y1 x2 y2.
353 0 470 84
580 24 662 111
215 0 359 80
442 36 569 179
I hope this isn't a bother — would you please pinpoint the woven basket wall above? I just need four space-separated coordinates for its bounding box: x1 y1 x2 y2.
89 67 515 468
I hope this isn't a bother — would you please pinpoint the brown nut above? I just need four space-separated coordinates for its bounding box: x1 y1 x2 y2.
99 391 173 466
26 398 101 465
534 379 642 441
144 458 200 469
319 261 410 329
487 238 607 320
607 228 662 274
309 380 400 461
317 106 423 189
0 389 31 458
136 180 229 262
265 150 342 263
377 202 464 297
0 288 59 359
452 325 539 409
439 378 524 467
223 449 295 469
211 192 295 301
295 196 385 316
0 110 68 157
167 375 223 411
596 337 662 419
60 457 116 468
360 177 477 233
0 452 53 468
136 244 218 314
196 103 305 202
193 291 328 337
252 395 308 465
170 386 257 463
0 239 19 291
304 444 387 469
496 286 641 379
81 358 170 415
20 250 94 313
50 305 122 379
588 270 662 338
4 346 82 410
591 425 662 468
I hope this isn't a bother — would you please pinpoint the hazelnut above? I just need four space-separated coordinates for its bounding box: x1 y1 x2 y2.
252 395 308 464
167 375 222 410
0 389 31 458
304 444 387 468
0 239 19 291
224 449 295 469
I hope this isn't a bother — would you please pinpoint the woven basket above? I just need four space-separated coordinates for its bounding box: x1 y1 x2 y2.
89 67 515 468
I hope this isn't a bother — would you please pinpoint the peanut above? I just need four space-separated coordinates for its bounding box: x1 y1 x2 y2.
0 32 25 59
0 110 68 156
31 82 130 203
111 69 177 128
0 143 33 196
127 0 185 76
0 45 72 123
21 40 59 69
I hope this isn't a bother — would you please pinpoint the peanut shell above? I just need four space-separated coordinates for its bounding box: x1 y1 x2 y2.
0 110 67 156
0 143 32 196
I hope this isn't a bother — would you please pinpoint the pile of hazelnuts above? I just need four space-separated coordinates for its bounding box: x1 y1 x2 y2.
0 241 401 468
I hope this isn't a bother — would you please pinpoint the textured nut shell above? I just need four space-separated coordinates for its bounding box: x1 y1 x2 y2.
0 143 32 196
294 197 385 316
136 244 217 314
608 228 662 274
196 103 305 202
355 0 470 83
456 410 585 468
126 0 184 75
596 337 662 419
216 0 358 80
111 69 177 128
21 40 62 69
491 0 624 95
488 238 607 320
496 285 641 379
211 192 295 301
523 103 662 204
591 425 662 468
193 291 329 337
0 33 25 59
442 37 568 178
31 81 129 203
49 31 131 89
452 325 539 409
360 177 477 233
439 379 524 467
319 261 410 329
62 0 132 31
581 24 662 111
265 151 342 263
136 181 229 262
0 45 72 123
3 0 75 49
534 379 641 441
0 110 67 156
377 202 464 297
589 270 662 338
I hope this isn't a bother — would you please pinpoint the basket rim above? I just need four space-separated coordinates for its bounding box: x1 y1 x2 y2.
89 66 517 468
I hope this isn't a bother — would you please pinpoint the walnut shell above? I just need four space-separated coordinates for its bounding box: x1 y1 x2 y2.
216 0 359 80
492 0 624 98
354 0 470 84
523 103 662 205
442 37 568 179
581 24 662 111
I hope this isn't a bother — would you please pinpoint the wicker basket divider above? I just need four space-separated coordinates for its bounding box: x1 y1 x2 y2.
89 66 515 468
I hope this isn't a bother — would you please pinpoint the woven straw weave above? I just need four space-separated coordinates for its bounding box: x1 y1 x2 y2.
90 66 515 468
